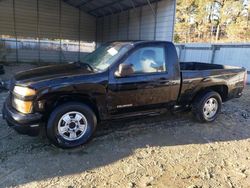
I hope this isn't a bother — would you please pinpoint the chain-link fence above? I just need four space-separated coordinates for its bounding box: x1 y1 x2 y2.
0 38 95 64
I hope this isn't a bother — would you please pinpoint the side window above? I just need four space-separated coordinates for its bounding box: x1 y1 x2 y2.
124 46 166 74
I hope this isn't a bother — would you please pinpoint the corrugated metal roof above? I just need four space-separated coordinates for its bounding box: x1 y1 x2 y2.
63 0 161 17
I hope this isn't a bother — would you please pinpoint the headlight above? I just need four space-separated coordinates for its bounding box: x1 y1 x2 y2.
12 98 33 114
14 86 36 97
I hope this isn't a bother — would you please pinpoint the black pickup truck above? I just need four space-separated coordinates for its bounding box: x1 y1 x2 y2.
2 41 247 148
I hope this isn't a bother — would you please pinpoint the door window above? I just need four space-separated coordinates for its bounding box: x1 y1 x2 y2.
123 46 166 75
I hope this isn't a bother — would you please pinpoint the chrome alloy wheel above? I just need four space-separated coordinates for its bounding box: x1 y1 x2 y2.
58 111 88 141
203 98 218 119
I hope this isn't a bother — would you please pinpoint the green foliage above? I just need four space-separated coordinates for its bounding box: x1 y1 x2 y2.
175 0 250 43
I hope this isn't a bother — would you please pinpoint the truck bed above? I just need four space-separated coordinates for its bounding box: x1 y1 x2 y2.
178 62 246 104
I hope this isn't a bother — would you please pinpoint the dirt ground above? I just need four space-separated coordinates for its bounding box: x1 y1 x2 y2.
0 64 250 188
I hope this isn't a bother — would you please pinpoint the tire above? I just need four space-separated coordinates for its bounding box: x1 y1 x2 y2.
47 102 97 149
192 91 222 123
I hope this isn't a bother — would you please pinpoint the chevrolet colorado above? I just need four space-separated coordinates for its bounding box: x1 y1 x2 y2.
2 41 247 148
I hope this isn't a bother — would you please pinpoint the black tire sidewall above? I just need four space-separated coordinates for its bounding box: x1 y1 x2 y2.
193 91 222 123
47 103 97 149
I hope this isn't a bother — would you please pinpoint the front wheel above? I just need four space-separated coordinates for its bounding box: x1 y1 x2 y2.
192 91 222 123
47 102 97 149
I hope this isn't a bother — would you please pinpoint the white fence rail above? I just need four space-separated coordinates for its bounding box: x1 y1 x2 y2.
176 43 250 83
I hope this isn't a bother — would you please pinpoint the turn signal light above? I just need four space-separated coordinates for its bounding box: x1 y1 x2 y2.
13 98 33 114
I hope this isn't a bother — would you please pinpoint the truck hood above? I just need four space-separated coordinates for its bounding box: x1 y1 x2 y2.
14 63 92 85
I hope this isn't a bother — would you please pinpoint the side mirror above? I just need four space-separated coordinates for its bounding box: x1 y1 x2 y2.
115 63 134 78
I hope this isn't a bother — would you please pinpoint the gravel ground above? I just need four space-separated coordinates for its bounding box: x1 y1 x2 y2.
0 64 250 188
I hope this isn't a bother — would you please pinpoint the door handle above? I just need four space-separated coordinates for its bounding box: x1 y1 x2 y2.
155 78 170 86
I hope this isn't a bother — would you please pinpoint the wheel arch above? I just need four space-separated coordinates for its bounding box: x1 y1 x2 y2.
44 94 100 121
192 84 228 103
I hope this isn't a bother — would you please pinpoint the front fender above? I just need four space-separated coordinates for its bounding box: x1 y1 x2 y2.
34 83 108 120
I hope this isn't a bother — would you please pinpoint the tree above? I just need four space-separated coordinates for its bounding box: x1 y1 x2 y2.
175 0 197 42
174 0 250 43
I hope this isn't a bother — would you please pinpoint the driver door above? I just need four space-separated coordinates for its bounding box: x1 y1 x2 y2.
107 44 172 115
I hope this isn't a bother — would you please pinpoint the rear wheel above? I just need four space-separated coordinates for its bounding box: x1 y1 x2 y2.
192 91 222 123
47 102 97 149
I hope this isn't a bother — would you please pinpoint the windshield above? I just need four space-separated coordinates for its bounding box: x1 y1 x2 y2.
82 42 132 72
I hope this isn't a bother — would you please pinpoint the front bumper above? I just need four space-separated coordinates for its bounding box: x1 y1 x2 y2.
2 98 43 136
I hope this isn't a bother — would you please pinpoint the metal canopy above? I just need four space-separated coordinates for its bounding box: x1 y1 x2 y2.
64 0 161 17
